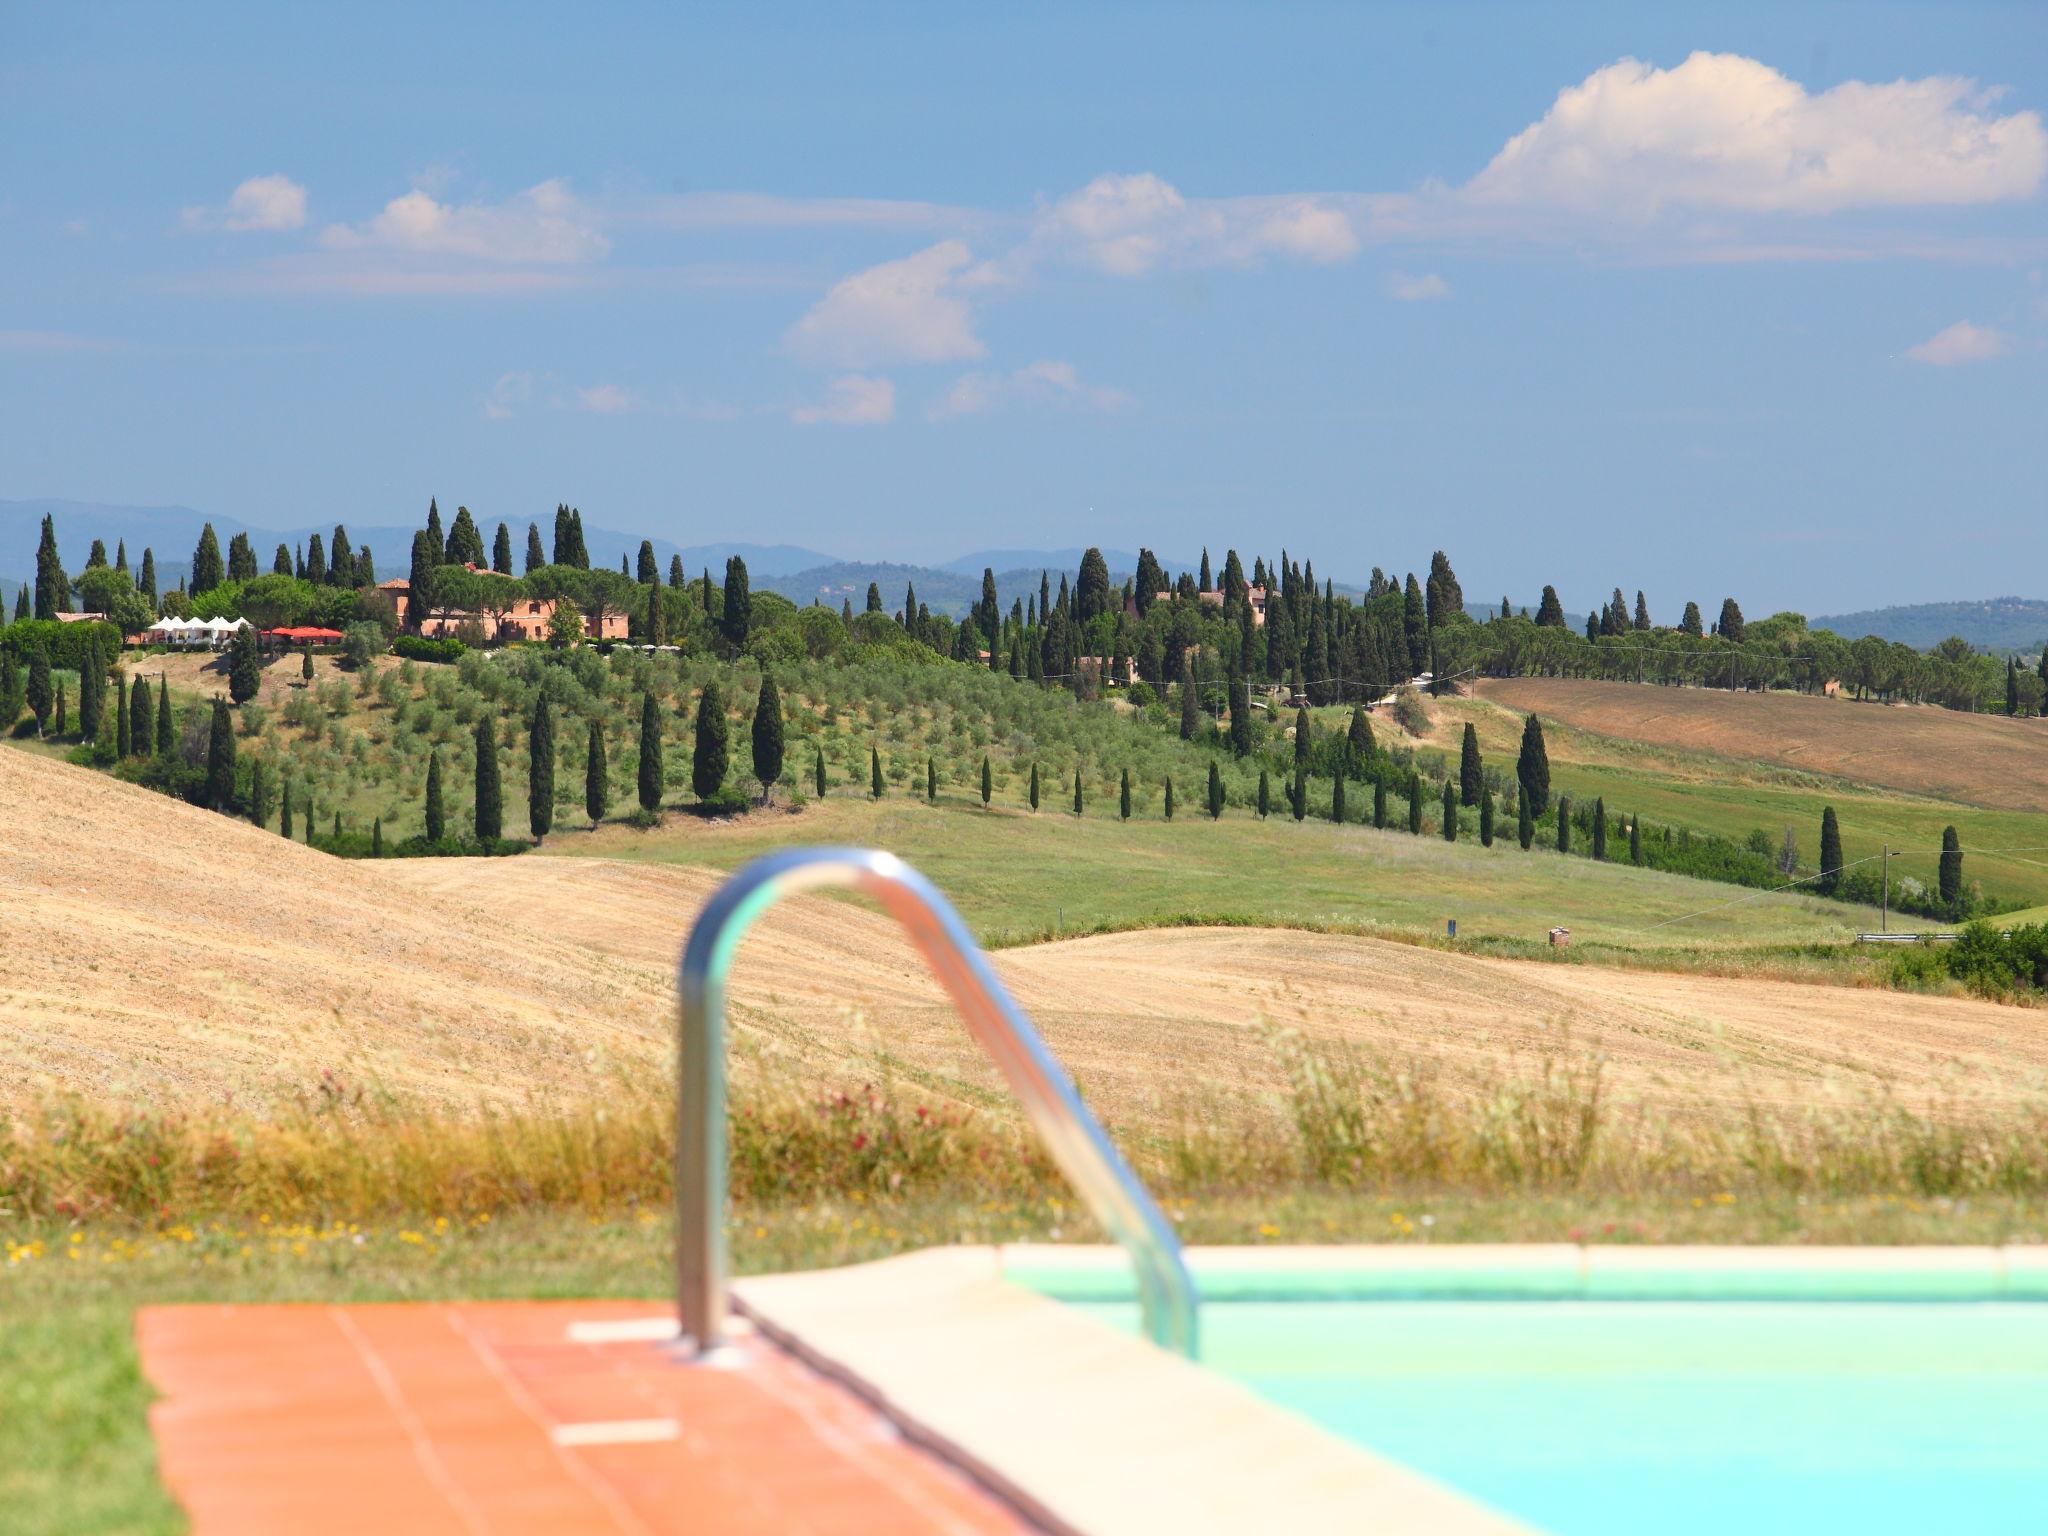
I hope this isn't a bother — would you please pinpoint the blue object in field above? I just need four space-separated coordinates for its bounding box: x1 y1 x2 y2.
1447 918 1457 938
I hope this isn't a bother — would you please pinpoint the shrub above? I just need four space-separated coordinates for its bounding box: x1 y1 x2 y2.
391 634 466 664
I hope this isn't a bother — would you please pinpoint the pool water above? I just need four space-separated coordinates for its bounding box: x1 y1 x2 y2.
1061 1297 2048 1534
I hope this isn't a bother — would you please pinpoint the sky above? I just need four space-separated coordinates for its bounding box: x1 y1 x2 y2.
2 0 2044 615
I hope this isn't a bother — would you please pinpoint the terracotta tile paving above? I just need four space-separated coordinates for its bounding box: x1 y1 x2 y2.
138 1300 1039 1535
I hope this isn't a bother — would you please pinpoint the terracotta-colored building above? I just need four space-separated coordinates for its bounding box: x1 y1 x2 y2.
378 566 629 644
1125 585 1267 626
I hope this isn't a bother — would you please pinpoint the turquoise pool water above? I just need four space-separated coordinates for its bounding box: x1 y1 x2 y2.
1039 1282 2048 1533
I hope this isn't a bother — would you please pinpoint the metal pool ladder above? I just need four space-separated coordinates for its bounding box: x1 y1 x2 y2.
676 846 1199 1359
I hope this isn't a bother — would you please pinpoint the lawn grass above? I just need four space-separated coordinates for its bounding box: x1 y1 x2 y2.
12 1190 2048 1536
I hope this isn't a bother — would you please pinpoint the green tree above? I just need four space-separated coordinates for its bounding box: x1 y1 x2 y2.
720 557 752 653
1331 773 1346 824
1630 812 1642 865
927 756 938 803
445 505 487 566
1028 762 1040 811
1407 778 1422 834
1516 715 1551 815
1479 785 1495 846
473 715 502 841
1818 806 1843 895
1293 705 1311 765
301 647 314 683
139 547 159 601
1163 775 1174 820
76 632 104 741
1073 768 1084 815
869 744 884 800
980 755 992 808
372 817 383 856
204 697 236 810
1459 723 1482 806
1120 767 1132 821
1207 760 1224 819
155 674 172 755
26 649 52 733
644 560 668 647
1228 672 1253 756
751 674 785 801
1517 790 1534 849
691 681 730 802
638 693 672 813
818 744 830 799
528 693 555 840
0 650 22 732
1592 798 1608 860
127 674 148 757
115 664 129 756
190 524 224 596
586 720 608 826
248 758 272 828
54 679 66 736
1346 706 1374 766
493 523 514 575
1291 769 1307 822
1180 679 1200 739
33 514 65 620
228 625 261 704
1939 825 1963 912
1258 768 1271 819
1441 780 1458 841
280 781 292 840
1556 796 1572 854
424 750 445 841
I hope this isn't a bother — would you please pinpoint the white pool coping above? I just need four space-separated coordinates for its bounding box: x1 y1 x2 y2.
733 1243 2048 1535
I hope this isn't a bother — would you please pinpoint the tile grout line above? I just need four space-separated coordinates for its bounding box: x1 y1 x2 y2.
328 1307 495 1536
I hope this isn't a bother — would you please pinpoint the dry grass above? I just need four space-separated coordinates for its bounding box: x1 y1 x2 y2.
1474 676 2048 814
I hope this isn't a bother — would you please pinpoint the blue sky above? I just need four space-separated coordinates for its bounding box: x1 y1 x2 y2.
2 1 2043 614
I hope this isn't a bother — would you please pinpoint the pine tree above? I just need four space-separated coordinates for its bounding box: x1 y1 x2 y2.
586 720 608 826
1480 785 1495 846
372 817 383 856
1556 796 1572 854
1028 762 1040 811
205 697 236 811
744 673 783 802
474 715 502 841
1373 778 1387 829
1207 760 1224 819
1629 813 1642 865
1331 773 1346 824
1516 715 1551 815
691 681 732 803
1442 780 1458 841
228 626 261 704
981 755 992 808
1518 790 1534 849
34 514 64 620
1408 778 1422 834
528 693 555 840
1812 805 1842 894
1939 825 1963 912
1120 767 1132 821
870 745 884 800
1592 797 1607 860
26 650 51 733
1163 775 1174 820
155 674 172 755
493 523 513 575
1458 722 1482 806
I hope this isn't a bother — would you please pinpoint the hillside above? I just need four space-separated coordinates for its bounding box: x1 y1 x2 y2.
9 747 2045 1132
1472 677 2048 815
1810 597 2048 654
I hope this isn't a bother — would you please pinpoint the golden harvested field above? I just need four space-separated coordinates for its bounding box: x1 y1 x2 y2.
7 748 2048 1135
1473 677 2048 814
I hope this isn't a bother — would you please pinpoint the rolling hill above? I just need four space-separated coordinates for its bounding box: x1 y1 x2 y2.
1809 597 2048 654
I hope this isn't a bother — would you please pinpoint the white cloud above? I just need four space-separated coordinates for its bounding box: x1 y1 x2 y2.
1029 173 1359 276
929 358 1132 420
576 383 636 413
180 173 308 233
1385 271 1451 301
785 241 985 367
1465 52 2047 215
320 179 608 263
1906 320 2008 366
483 371 533 419
628 191 967 232
792 373 896 425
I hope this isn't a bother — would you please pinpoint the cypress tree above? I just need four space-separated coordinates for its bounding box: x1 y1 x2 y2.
645 560 667 646
1180 680 1199 739
817 743 830 798
1347 706 1375 765
33 514 64 620
1228 672 1253 757
139 547 159 602
1291 769 1307 822
26 650 51 733
270 543 291 578
372 817 383 857
301 647 313 683
1592 798 1607 860
155 675 172 755
670 553 685 588
304 789 314 843
445 506 486 567
0 650 20 732
1073 768 1084 815
751 674 785 800
1258 768 1271 818
425 749 444 840
1407 778 1422 834
1163 775 1174 820
1518 790 1534 849
1818 806 1843 895
981 755 992 808
228 626 260 704
280 781 293 840
305 532 328 586
473 715 502 841
1459 723 1482 806
191 525 225 595
1373 778 1387 829
332 811 342 842
1480 786 1495 846
528 693 555 840
720 557 751 652
586 720 608 826
1629 812 1642 865
1939 825 1963 912
1442 780 1458 841
128 674 148 756
1331 773 1346 824
1556 796 1572 854
1028 762 1040 811
78 634 105 741
870 745 884 800
525 523 546 574
637 693 665 811
1208 760 1224 819
13 583 27 622
54 679 65 736
692 682 730 802
1293 706 1311 765
205 697 235 810
493 523 514 575
1516 715 1550 815
1120 767 1132 821
927 756 938 803
116 667 130 757
636 540 658 585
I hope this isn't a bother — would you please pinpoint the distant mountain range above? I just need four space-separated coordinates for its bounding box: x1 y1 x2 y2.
1810 598 2048 655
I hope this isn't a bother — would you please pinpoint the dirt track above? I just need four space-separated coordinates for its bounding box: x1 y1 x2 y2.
1475 677 2048 813
5 748 2045 1127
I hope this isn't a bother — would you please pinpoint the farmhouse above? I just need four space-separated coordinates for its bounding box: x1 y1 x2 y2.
1127 585 1267 626
377 566 629 644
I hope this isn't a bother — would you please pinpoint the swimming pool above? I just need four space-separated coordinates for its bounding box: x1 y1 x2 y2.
1013 1249 2048 1535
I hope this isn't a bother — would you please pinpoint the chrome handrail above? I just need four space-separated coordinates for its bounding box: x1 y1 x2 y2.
676 846 1199 1358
